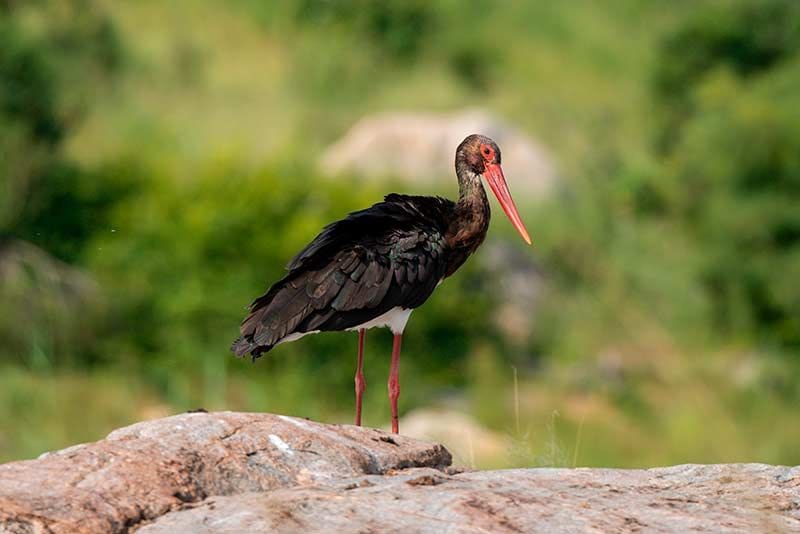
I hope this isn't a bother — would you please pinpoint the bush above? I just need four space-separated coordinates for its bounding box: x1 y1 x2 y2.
652 0 800 348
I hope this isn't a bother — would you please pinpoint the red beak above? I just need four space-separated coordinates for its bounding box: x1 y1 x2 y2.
483 163 532 245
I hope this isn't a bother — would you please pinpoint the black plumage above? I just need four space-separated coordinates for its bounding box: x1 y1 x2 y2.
231 193 462 359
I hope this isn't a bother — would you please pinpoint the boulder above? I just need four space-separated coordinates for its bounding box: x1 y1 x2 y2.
139 464 800 534
400 408 511 468
1 412 798 533
482 241 545 342
0 412 450 533
320 110 558 198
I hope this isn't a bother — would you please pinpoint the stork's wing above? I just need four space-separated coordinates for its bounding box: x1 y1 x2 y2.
232 195 454 358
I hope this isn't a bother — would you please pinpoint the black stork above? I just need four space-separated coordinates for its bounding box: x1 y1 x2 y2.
232 134 531 433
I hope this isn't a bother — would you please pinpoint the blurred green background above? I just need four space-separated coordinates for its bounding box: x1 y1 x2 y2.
2 0 799 468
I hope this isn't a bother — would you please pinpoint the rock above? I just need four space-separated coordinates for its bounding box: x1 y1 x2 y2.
0 239 99 358
0 412 450 534
1 412 799 533
400 408 511 468
320 109 558 198
482 241 545 342
139 464 800 533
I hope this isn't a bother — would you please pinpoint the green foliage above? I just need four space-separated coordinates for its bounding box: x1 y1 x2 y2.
291 0 436 61
650 0 800 348
673 72 800 347
2 0 800 469
0 366 165 463
654 0 800 150
0 0 124 246
0 18 62 147
0 1 128 366
0 15 61 232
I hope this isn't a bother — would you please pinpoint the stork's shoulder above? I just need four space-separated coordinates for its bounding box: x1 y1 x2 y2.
383 193 455 211
381 193 455 225
286 195 453 271
323 194 454 230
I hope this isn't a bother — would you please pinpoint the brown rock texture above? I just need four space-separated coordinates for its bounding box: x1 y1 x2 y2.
0 412 450 533
140 465 800 534
1 412 799 533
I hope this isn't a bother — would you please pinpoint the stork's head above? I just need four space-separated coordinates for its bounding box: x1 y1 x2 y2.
456 134 531 245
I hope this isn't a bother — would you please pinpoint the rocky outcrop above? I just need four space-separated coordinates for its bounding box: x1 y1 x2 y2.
1 412 798 533
0 412 450 533
320 109 559 198
140 464 800 533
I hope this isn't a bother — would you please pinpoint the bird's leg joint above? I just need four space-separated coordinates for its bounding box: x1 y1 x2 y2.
355 371 366 395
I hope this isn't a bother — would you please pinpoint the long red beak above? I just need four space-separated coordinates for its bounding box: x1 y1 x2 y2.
483 163 532 245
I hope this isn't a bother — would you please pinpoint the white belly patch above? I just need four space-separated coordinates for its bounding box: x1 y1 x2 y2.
346 307 413 335
274 307 413 346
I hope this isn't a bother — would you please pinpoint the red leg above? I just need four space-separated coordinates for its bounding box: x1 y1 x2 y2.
354 329 366 426
388 333 402 434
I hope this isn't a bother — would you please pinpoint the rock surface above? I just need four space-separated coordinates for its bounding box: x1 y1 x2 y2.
320 109 559 198
1 412 798 533
0 412 450 533
140 464 800 534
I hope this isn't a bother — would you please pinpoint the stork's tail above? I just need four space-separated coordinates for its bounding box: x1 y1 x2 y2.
230 335 273 362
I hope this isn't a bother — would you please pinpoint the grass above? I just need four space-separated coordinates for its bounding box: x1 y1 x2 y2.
5 339 798 469
0 367 168 463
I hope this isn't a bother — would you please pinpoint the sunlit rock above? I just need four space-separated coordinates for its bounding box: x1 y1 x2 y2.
321 109 559 198
2 411 797 533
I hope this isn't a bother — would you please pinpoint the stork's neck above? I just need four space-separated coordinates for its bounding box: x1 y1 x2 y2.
457 171 489 212
448 167 491 250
